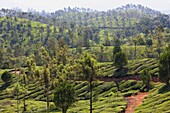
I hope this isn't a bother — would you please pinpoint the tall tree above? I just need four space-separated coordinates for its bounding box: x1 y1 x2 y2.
40 47 50 67
99 44 104 62
79 52 98 113
113 39 127 91
113 39 127 68
53 81 76 113
159 45 170 86
21 70 28 112
114 52 128 69
26 55 36 79
43 67 50 112
113 39 122 56
83 28 91 48
140 67 151 91
57 39 69 65
0 49 5 68
132 36 139 59
10 82 23 113
155 24 164 57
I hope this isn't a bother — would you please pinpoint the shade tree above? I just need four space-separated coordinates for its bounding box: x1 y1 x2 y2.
43 67 50 112
140 67 151 91
53 81 76 113
79 52 98 113
159 45 170 86
1 71 13 83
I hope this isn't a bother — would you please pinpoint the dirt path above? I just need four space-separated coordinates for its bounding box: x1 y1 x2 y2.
125 92 148 113
11 71 20 75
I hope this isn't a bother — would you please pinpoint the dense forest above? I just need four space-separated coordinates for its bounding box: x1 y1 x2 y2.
0 4 170 113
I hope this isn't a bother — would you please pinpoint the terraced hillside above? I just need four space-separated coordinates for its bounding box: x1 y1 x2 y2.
0 58 160 112
135 82 170 113
0 78 142 113
98 58 159 78
69 80 142 113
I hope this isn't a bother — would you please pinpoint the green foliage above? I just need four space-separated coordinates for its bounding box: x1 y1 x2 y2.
140 67 151 91
27 55 36 79
1 4 170 113
1 71 13 83
40 47 50 67
53 81 76 113
114 52 128 69
113 39 122 55
80 52 98 81
113 39 127 69
43 67 50 88
159 45 170 86
12 82 23 97
43 67 50 112
146 38 153 47
79 52 98 113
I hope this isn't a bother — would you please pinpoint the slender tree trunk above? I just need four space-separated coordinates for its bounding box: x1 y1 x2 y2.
17 91 19 113
134 43 137 59
166 79 169 86
46 88 49 113
62 108 67 113
115 81 120 91
151 46 154 58
90 80 92 113
146 82 150 91
23 91 26 111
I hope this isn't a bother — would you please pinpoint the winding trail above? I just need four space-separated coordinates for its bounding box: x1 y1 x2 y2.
125 92 148 113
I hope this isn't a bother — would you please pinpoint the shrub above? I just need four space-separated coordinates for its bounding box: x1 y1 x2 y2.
1 71 13 83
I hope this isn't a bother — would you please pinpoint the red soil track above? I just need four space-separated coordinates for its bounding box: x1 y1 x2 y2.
125 92 148 113
95 75 155 113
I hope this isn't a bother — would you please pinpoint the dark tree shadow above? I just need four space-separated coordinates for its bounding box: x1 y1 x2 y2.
0 82 11 91
158 85 170 94
113 67 128 78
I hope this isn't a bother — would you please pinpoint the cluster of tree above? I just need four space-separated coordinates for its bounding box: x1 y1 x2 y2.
1 37 101 113
1 14 170 69
1 39 170 113
0 3 170 113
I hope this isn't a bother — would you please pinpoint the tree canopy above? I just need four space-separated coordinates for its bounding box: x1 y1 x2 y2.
114 52 128 69
1 71 13 83
53 81 76 113
159 45 170 86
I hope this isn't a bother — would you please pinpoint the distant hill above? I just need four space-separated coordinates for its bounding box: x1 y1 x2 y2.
0 4 164 25
1 4 169 37
0 4 170 57
0 4 170 37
